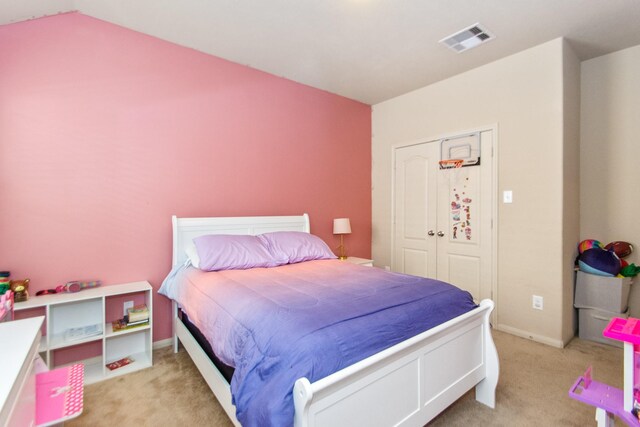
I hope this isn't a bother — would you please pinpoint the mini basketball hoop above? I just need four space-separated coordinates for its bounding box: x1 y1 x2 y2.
440 133 481 168
439 159 463 170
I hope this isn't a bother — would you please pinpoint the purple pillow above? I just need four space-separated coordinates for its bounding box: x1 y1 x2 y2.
259 231 337 264
193 234 284 271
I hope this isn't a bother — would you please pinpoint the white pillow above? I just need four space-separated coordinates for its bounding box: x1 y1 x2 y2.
185 242 201 269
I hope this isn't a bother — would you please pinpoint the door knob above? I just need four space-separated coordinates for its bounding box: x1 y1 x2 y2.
427 230 435 236
437 231 445 237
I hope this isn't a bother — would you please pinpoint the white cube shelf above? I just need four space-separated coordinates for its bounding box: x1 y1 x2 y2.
13 281 153 384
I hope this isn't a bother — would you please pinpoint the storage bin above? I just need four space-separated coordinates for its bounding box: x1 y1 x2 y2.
578 307 629 348
628 281 640 318
574 271 633 312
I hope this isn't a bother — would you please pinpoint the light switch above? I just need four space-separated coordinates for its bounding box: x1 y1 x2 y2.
503 190 513 204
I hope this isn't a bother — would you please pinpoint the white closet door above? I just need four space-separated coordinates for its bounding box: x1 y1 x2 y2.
393 143 438 278
436 130 493 302
393 130 494 303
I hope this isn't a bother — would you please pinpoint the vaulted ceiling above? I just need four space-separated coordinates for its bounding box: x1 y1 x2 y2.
3 0 640 104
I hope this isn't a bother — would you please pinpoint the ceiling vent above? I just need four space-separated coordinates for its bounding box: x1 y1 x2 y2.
439 23 494 53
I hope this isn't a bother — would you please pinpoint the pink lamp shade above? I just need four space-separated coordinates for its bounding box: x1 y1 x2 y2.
333 218 352 235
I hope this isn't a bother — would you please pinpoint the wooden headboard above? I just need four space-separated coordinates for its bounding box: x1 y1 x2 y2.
171 213 310 267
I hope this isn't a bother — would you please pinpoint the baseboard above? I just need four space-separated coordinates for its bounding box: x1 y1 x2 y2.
496 324 564 348
153 338 173 350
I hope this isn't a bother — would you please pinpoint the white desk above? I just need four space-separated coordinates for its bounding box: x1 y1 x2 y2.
0 316 44 427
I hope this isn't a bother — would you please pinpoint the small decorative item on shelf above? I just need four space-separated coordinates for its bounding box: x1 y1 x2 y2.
56 280 102 293
112 304 149 332
35 288 58 296
10 278 30 302
0 290 13 322
0 271 10 295
35 281 102 297
106 356 133 371
112 317 149 332
127 304 149 323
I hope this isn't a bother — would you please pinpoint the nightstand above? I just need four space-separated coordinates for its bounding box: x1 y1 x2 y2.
344 257 374 267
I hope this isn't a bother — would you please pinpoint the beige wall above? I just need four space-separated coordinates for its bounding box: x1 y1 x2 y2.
372 38 580 346
562 41 581 341
581 44 640 270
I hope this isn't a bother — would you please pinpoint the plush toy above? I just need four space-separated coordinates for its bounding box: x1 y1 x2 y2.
604 241 634 258
10 279 30 302
0 271 9 295
579 248 621 277
578 239 604 254
0 290 12 321
621 264 640 278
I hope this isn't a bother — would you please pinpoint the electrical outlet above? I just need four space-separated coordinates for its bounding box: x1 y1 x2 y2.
503 190 513 204
384 266 391 271
532 295 543 310
124 300 134 316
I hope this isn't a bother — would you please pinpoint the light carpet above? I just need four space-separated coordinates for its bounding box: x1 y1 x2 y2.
67 330 623 426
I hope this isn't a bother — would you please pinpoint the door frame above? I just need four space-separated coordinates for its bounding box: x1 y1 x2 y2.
391 124 499 324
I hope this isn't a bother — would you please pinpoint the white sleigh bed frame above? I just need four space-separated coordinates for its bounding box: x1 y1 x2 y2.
170 213 499 427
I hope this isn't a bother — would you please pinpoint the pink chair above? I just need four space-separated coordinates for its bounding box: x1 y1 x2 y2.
36 364 84 426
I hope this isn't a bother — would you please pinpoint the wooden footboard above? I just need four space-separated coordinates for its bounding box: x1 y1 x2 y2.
173 300 498 427
292 299 498 427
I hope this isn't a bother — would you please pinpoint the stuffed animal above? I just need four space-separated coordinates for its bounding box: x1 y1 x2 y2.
579 248 621 277
0 274 9 296
10 279 30 302
578 239 604 254
604 241 634 259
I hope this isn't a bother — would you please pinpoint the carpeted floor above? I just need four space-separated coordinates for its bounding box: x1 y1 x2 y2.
67 330 622 426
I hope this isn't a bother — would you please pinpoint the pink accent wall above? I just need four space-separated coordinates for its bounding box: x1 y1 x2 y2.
0 13 371 347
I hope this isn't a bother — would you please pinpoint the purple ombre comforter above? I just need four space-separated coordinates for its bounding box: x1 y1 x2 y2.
159 259 476 427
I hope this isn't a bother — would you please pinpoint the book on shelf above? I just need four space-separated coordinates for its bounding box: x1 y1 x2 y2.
124 316 148 326
111 317 149 332
106 356 134 371
64 323 102 342
127 304 149 323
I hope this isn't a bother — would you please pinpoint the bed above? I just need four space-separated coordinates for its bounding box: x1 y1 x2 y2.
162 213 499 426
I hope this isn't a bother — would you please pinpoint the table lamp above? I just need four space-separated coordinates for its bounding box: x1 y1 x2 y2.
333 218 352 260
